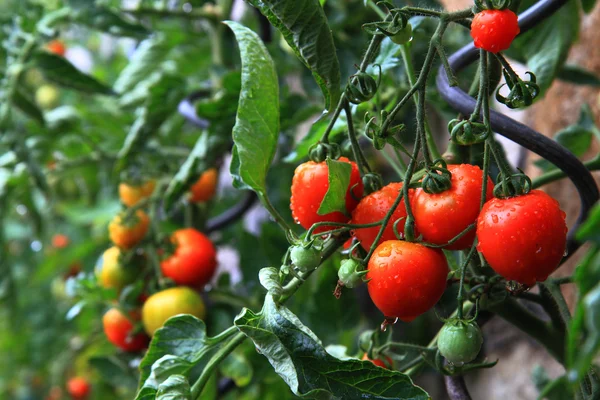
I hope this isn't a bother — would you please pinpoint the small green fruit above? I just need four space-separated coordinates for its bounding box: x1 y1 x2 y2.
438 319 483 365
290 245 321 272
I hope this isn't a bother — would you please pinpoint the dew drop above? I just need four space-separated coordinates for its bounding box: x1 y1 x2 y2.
492 214 499 223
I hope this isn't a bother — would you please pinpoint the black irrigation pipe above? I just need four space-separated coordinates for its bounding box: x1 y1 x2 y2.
438 0 599 398
178 91 258 234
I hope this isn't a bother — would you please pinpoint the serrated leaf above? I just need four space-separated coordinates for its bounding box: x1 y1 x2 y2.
557 64 600 87
114 35 171 94
71 6 149 38
224 21 279 194
156 375 191 400
246 0 341 112
33 51 114 94
13 86 44 125
513 0 579 96
318 158 351 216
234 296 429 399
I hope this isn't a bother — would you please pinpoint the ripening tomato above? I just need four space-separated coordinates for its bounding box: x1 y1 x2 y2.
52 233 70 249
142 287 206 335
361 353 393 369
36 84 60 110
471 9 520 53
95 247 136 292
161 228 217 287
351 183 413 250
119 180 156 207
476 190 567 286
108 210 149 249
103 308 149 352
367 240 448 322
189 168 218 203
412 164 494 250
66 377 90 399
46 40 66 56
291 157 363 233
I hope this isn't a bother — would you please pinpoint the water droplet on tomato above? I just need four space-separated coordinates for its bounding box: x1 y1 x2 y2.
491 214 499 223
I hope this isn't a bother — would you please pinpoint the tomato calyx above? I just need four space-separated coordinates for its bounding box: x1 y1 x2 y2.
473 0 513 11
309 142 341 163
448 118 490 146
361 172 383 195
364 110 405 150
496 70 540 109
493 170 531 199
421 159 453 194
346 67 381 105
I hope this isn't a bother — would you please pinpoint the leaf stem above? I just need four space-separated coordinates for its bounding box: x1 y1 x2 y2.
343 99 371 174
533 157 600 188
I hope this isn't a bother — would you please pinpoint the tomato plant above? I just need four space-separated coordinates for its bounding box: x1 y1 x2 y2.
1 0 599 399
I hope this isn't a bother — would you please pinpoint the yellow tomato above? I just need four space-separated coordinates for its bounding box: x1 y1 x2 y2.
142 287 205 335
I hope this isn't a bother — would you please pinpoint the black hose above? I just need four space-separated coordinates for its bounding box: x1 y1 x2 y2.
436 0 599 259
205 191 258 233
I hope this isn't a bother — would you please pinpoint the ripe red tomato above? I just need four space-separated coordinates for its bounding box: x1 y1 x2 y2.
367 240 448 322
189 168 218 203
471 9 520 53
142 287 206 335
66 377 90 399
476 190 567 286
351 182 413 250
161 228 217 287
361 353 393 369
103 308 149 352
291 157 363 233
108 210 150 249
119 180 156 207
46 40 66 56
412 164 493 250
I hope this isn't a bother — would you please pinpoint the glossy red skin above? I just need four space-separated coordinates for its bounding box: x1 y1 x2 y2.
161 228 217 287
67 377 90 399
103 308 149 352
367 240 449 322
412 164 494 250
362 353 393 369
476 190 567 286
471 9 520 53
291 157 363 233
47 40 66 56
352 183 413 250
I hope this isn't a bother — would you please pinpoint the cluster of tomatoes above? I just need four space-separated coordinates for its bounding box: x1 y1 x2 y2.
55 169 220 398
291 157 567 363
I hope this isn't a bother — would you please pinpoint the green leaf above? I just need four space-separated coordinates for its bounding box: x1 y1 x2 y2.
532 367 571 400
318 158 351 216
580 0 597 13
224 21 279 193
234 296 430 399
577 203 600 243
114 35 171 94
513 0 579 95
156 375 192 400
137 355 194 400
557 64 600 87
246 0 341 111
71 6 149 38
13 86 44 126
32 51 114 94
116 73 185 171
89 356 138 388
284 115 346 163
366 37 400 74
258 267 283 298
220 352 253 387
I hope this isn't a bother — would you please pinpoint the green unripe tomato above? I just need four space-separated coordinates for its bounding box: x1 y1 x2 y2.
438 319 483 365
390 24 413 45
36 84 60 110
290 245 321 272
337 259 365 288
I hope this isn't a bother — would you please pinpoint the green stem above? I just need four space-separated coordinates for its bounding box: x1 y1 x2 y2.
306 220 382 239
539 282 571 332
533 157 600 188
258 192 293 233
343 100 371 174
456 244 477 319
321 95 346 143
379 342 437 353
191 332 246 399
380 149 405 179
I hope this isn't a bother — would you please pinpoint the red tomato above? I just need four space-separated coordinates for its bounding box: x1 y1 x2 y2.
361 353 393 369
108 210 150 249
291 157 363 233
412 164 494 250
161 228 217 287
103 308 149 352
52 233 70 249
66 377 90 399
351 182 413 250
367 240 448 322
46 40 66 56
476 190 567 286
471 9 520 53
189 168 218 203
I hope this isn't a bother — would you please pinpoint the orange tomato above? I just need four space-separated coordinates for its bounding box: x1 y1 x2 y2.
46 40 66 56
189 168 218 203
119 180 156 207
108 210 150 249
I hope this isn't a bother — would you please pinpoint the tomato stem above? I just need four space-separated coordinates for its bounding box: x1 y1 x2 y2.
456 244 477 319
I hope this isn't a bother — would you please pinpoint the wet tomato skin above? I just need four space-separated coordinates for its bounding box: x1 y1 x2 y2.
291 157 363 233
476 190 567 286
367 240 449 322
161 228 217 287
412 164 493 250
351 183 413 250
471 9 520 53
103 308 149 352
